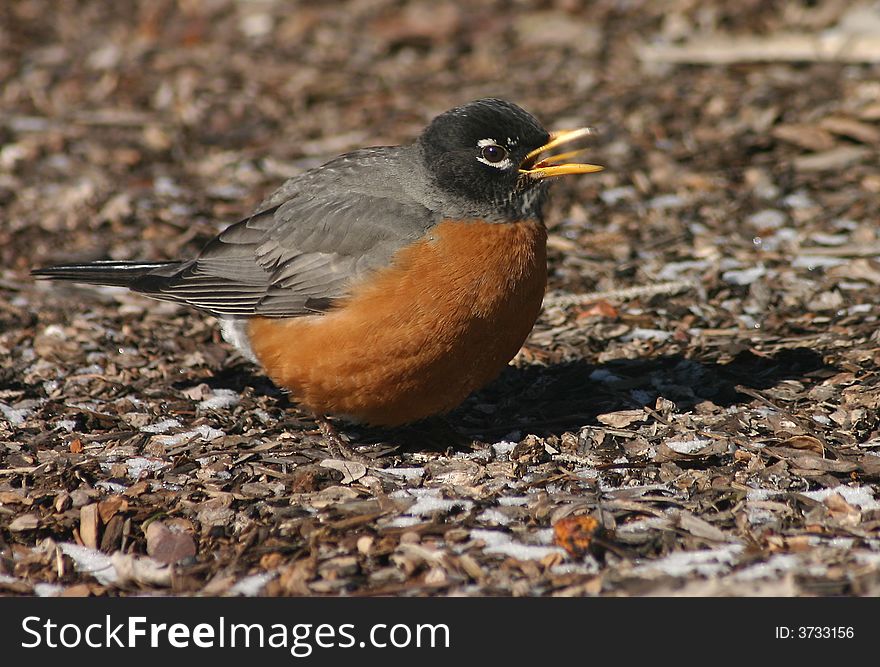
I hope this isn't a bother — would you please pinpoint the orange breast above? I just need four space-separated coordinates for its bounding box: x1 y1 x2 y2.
247 219 547 426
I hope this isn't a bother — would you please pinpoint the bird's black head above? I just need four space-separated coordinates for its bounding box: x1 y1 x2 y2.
417 98 602 222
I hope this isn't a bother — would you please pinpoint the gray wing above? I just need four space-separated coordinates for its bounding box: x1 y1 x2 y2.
136 150 438 317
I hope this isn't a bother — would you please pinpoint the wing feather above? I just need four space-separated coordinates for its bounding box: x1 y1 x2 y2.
136 148 437 317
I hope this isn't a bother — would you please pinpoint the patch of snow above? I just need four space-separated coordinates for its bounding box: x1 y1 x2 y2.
491 441 517 457
497 496 529 507
141 418 181 434
152 425 225 446
801 485 880 510
407 495 473 517
393 488 473 517
0 402 32 426
58 543 118 585
124 457 168 480
622 328 672 342
665 438 712 454
732 554 801 581
383 467 426 481
228 571 277 596
470 529 565 561
477 508 511 525
384 516 421 528
198 389 240 411
534 528 556 544
96 480 128 493
34 582 65 597
253 409 273 424
631 544 744 578
746 488 782 501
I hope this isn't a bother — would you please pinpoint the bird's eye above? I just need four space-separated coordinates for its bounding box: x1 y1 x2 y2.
480 144 507 164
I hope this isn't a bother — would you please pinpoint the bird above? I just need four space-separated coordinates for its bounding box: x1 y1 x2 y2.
32 98 602 451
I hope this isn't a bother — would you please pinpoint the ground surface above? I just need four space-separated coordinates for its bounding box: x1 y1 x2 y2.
2 0 880 597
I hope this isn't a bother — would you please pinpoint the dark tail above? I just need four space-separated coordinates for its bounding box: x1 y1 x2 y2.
31 260 183 289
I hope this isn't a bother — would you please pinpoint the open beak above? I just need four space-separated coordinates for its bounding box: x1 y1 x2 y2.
519 127 603 179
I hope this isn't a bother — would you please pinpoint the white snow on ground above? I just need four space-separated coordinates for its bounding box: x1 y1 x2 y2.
59 543 118 585
151 425 225 446
0 402 31 426
622 328 673 342
630 544 744 578
391 488 474 517
470 528 565 561
731 553 802 581
140 418 181 434
123 457 168 479
801 485 880 510
383 467 426 482
491 441 517 457
665 438 713 454
34 582 65 597
228 571 277 596
746 488 781 501
384 516 421 528
198 389 240 411
476 508 511 525
497 496 529 506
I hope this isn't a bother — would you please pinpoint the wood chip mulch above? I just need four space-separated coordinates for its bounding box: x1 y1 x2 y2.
2 0 880 597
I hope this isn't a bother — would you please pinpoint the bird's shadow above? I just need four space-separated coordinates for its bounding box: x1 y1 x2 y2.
367 346 832 450
459 348 836 435
198 347 832 453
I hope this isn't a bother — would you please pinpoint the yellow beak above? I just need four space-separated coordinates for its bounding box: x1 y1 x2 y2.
519 127 603 179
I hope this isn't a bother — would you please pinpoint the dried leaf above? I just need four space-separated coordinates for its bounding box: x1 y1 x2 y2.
596 409 647 428
554 515 600 557
782 435 825 457
675 510 729 542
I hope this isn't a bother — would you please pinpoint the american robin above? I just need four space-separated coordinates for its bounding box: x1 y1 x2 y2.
33 98 602 438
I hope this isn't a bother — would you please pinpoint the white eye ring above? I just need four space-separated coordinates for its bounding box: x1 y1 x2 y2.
476 138 512 169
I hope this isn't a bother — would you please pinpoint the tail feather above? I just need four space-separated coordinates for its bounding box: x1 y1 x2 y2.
31 260 183 289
